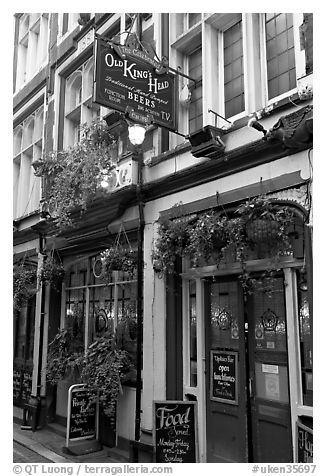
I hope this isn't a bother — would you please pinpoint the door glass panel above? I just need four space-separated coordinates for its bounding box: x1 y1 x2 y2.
253 277 287 352
189 280 197 387
297 270 312 406
210 280 239 349
255 362 289 403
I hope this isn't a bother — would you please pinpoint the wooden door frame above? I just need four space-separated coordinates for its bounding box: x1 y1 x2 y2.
181 256 305 462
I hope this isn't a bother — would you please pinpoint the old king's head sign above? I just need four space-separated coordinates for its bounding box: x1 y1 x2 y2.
94 37 177 131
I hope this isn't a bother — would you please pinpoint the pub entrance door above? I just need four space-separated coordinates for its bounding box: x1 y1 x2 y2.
205 274 293 462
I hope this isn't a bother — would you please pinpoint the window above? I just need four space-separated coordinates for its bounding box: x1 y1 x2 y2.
189 47 203 134
14 14 49 92
170 13 304 135
58 13 79 38
13 107 43 218
63 254 138 379
64 58 100 148
264 13 296 100
223 21 244 118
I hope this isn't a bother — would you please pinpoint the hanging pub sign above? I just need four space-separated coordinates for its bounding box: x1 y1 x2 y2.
210 350 238 405
153 401 198 463
93 37 177 131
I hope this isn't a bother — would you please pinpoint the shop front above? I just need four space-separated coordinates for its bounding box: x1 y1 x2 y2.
142 160 313 463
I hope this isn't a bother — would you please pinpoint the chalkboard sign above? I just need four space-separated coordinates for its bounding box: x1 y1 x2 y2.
210 350 238 404
153 401 197 463
297 422 313 462
13 366 33 404
66 385 98 445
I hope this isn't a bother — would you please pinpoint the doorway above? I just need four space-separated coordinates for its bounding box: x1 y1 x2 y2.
205 274 293 462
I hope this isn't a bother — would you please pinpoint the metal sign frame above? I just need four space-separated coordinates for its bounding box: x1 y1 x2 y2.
153 400 198 463
66 384 99 448
93 37 178 131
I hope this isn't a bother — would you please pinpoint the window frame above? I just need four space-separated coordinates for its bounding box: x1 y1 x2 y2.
61 254 138 383
13 106 43 218
14 13 49 92
259 13 305 106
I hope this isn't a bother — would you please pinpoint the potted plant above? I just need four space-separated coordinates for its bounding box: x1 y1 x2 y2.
38 255 65 291
236 195 293 246
100 247 138 281
78 332 133 417
36 118 117 230
13 264 37 311
185 211 228 267
152 202 197 274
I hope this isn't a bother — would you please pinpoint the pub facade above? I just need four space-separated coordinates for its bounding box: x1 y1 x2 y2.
13 13 313 462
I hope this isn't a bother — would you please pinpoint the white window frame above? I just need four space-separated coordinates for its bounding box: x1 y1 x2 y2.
14 14 49 92
259 13 306 107
60 255 138 352
13 106 44 218
63 58 100 148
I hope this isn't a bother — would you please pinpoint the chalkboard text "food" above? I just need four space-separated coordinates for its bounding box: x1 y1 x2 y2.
156 406 190 429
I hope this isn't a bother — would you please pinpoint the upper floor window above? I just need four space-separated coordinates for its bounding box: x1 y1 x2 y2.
223 21 244 118
13 106 43 218
14 14 49 92
170 13 306 136
63 58 100 148
58 13 79 38
264 13 296 101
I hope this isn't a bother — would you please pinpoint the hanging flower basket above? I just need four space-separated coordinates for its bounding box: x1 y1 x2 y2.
245 219 280 243
13 264 37 311
101 247 138 278
38 255 65 290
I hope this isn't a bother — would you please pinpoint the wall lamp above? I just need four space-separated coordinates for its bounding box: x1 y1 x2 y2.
248 117 267 136
128 124 147 146
187 125 226 160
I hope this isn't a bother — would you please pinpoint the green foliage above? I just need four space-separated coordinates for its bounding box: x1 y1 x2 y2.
38 256 65 290
100 248 138 281
78 334 133 417
153 196 295 294
46 328 84 385
47 306 134 417
37 118 117 230
186 212 228 266
152 203 193 274
13 264 37 311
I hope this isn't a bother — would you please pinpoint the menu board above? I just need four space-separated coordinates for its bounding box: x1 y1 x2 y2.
210 350 238 404
153 401 197 463
13 366 33 404
297 422 313 462
67 386 97 442
13 369 22 402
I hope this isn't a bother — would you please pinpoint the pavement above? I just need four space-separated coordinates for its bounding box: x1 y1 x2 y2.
13 418 130 464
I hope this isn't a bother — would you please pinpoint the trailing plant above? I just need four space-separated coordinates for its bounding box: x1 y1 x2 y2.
152 196 295 295
152 203 193 274
234 195 294 293
78 333 133 417
46 328 84 385
38 255 65 291
36 118 118 230
13 264 37 311
47 304 134 417
100 247 138 280
185 212 228 267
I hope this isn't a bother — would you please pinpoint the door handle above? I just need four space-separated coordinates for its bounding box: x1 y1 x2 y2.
249 377 253 398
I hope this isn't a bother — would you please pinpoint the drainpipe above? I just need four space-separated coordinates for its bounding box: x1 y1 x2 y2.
134 144 144 461
23 234 45 431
